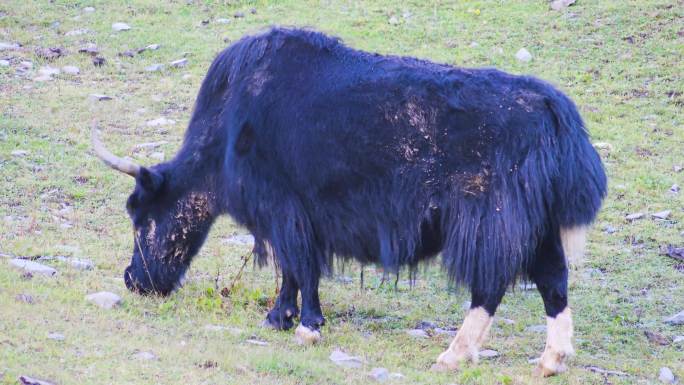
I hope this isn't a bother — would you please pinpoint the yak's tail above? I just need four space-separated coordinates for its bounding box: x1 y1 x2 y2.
546 86 607 265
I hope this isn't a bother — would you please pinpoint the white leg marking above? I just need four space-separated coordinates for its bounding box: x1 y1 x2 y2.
560 226 587 265
294 324 321 346
536 307 574 377
435 306 492 370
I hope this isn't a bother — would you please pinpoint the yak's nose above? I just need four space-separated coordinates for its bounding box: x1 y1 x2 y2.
124 265 150 294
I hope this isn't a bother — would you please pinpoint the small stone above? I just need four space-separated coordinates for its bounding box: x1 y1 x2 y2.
625 212 645 221
645 330 670 346
674 165 683 173
434 327 457 336
35 47 64 60
38 66 60 76
664 311 684 325
603 225 617 234
415 320 437 330
593 142 613 151
670 184 680 193
83 6 95 13
462 301 471 311
204 324 243 335
78 44 99 55
499 318 516 325
134 141 167 150
652 210 671 220
145 63 164 72
62 65 80 75
406 329 429 338
11 150 29 156
65 28 89 36
250 8 257 14
479 349 499 358
222 234 255 246
20 61 33 69
550 0 576 11
112 22 131 31
234 11 245 18
388 16 399 25
149 152 165 161
146 44 160 51
119 50 135 58
0 42 20 51
18 376 56 385
182 74 192 80
515 48 532 62
469 41 479 47
132 351 157 360
92 56 105 66
0 59 10 66
33 75 53 82
146 117 175 127
68 258 94 270
170 58 188 68
215 18 231 24
47 332 65 341
525 324 547 333
659 367 675 384
245 338 268 346
9 259 57 276
673 336 684 344
329 349 364 368
85 291 122 309
15 293 34 304
89 94 112 101
389 373 405 379
368 367 390 382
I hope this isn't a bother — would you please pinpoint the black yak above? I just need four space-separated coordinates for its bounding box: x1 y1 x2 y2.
93 27 606 376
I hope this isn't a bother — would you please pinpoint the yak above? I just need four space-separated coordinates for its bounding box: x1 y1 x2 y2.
93 27 606 376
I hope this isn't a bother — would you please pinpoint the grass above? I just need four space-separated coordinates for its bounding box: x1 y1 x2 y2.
0 0 682 384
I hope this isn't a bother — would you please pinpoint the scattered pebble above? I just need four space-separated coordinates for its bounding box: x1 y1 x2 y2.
0 42 20 51
645 330 670 346
92 56 106 66
515 48 532 62
35 47 64 60
461 300 471 310
170 58 188 68
498 318 516 325
659 367 675 384
65 28 89 36
149 152 165 161
368 367 389 382
112 22 131 32
216 18 231 24
0 59 10 67
15 293 34 304
479 349 499 359
47 332 65 341
674 165 683 173
222 234 255 246
670 184 680 193
11 150 29 156
234 11 245 18
415 320 437 330
469 41 479 47
388 16 399 25
664 311 684 325
329 349 364 368
83 6 95 13
406 329 429 338
146 117 175 127
145 63 164 72
204 324 243 335
603 225 617 234
625 212 644 221
62 65 80 75
38 66 60 77
525 324 547 333
145 44 160 51
9 259 58 276
85 291 122 309
652 210 671 220
673 336 684 344
18 376 56 385
245 338 268 346
550 0 576 11
593 142 613 151
132 351 157 360
584 366 629 376
78 44 99 55
134 141 167 150
89 94 112 101
250 8 257 14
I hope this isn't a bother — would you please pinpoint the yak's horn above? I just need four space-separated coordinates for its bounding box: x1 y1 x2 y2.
91 122 140 177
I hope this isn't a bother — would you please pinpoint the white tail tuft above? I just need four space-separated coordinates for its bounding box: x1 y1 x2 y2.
560 226 587 265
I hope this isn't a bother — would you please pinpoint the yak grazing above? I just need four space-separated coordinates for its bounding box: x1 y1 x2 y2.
93 27 606 376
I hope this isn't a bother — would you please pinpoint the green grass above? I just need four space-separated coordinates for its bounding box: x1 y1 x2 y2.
1 1 682 384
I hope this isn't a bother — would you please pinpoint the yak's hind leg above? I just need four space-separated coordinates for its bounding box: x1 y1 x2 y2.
528 227 581 377
293 266 324 345
435 283 506 370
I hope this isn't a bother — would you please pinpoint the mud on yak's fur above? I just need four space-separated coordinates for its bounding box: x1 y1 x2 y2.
93 27 606 376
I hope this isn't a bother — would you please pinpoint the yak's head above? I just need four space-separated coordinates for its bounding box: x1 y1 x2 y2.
92 126 216 296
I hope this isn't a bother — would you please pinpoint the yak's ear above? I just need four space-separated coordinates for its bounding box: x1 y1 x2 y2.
137 167 165 194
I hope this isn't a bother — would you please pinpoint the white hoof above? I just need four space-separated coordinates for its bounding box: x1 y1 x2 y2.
294 324 322 345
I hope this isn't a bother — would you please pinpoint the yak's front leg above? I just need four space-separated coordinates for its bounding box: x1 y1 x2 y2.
294 265 325 345
529 227 580 377
435 284 506 370
264 269 299 330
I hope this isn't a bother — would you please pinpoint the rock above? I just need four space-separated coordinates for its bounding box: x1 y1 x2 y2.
216 18 231 24
469 41 479 47
132 351 157 360
525 324 546 333
146 117 175 127
659 367 675 384
388 16 399 25
11 150 29 156
204 324 243 335
78 44 99 55
0 42 20 51
15 293 34 304
20 61 33 68
67 258 94 270
119 50 136 58
673 336 684 344
499 318 516 325
65 28 89 36
550 0 576 11
368 367 390 382
479 349 499 358
112 22 131 31
149 152 165 161
415 320 437 330
593 142 613 151
664 311 684 325
83 6 95 13
434 327 457 336
625 212 644 221
47 332 65 341
145 63 164 72
663 246 684 262
406 329 429 338
234 11 245 18
89 94 112 101
62 65 80 75
85 291 122 309
515 48 532 62
674 165 683 173
134 141 167 150
603 225 617 234
250 8 257 14
585 366 629 376
9 259 57 276
18 376 56 385
222 234 255 246
35 47 63 60
145 44 160 51
330 349 364 368
670 184 680 193
170 58 188 68
645 330 670 345
0 59 10 66
38 66 60 77
92 56 106 66
245 338 268 346
462 300 471 310
652 210 671 220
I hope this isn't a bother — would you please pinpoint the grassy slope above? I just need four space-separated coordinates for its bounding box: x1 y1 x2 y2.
1 1 682 384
